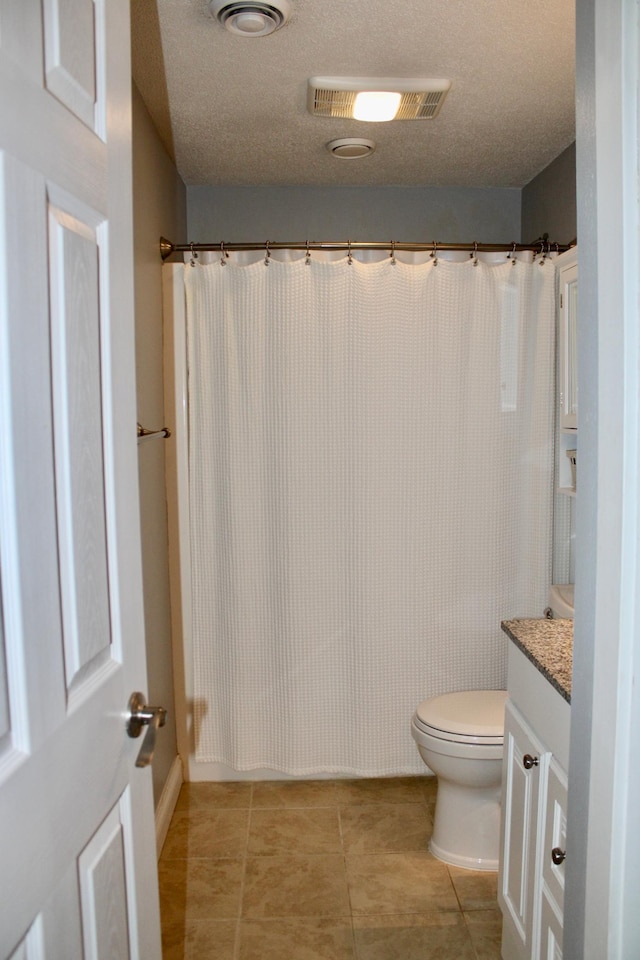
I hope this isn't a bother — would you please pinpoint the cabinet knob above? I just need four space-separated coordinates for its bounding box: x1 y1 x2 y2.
551 847 566 865
523 754 539 769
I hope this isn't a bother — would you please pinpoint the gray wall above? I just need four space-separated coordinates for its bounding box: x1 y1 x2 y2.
521 143 577 245
132 83 187 808
187 185 521 243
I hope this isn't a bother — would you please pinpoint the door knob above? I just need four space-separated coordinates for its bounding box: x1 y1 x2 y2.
127 692 167 768
523 754 539 769
551 847 567 865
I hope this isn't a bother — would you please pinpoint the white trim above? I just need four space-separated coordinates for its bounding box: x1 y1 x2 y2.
163 264 193 771
569 2 640 957
154 755 183 858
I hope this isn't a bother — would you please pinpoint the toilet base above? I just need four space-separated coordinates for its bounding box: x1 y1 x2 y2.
429 776 501 872
429 838 498 872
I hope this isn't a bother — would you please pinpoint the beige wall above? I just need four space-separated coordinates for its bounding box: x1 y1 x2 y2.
132 82 187 807
521 142 577 245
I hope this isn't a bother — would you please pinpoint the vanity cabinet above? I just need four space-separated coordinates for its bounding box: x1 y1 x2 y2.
499 643 570 960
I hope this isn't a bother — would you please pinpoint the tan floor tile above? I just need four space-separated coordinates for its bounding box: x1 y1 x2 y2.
159 858 244 923
464 907 504 960
448 865 498 911
353 913 477 960
185 919 237 959
175 781 252 811
346 852 459 916
243 854 351 918
161 808 249 859
420 776 438 806
252 779 338 808
162 919 237 960
340 803 432 854
248 807 343 855
335 777 429 805
238 918 356 959
161 922 187 960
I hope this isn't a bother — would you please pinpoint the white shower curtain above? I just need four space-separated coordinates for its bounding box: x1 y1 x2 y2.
184 253 555 775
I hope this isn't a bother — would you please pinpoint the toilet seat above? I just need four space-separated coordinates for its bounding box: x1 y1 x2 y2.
414 690 507 746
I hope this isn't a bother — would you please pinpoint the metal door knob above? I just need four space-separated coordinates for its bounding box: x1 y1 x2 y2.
127 692 167 768
523 754 539 769
551 847 567 865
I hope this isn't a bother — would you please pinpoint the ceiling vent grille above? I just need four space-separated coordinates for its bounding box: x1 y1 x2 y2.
308 78 451 121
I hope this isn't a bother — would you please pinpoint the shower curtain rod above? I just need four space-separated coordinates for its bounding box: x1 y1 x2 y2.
159 236 573 261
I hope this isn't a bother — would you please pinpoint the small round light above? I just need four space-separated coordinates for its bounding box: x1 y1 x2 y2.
208 1 292 37
234 12 272 33
326 138 376 159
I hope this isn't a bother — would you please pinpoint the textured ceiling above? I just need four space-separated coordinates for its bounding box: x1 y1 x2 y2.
131 0 575 188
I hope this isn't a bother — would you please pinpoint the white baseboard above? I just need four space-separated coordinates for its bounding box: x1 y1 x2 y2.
155 755 184 858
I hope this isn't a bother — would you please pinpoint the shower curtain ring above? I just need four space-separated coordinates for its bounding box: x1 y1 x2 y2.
431 240 438 266
190 242 198 267
220 241 227 266
305 240 311 265
473 241 478 266
509 241 517 265
264 240 271 266
539 240 547 265
390 240 397 266
348 240 353 265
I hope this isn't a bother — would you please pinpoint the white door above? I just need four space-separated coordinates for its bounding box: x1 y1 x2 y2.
0 2 161 957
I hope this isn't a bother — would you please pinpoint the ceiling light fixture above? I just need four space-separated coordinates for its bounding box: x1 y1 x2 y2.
308 77 452 121
208 0 292 37
353 91 402 123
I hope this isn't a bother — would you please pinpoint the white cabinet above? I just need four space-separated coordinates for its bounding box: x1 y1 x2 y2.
499 644 570 960
556 248 578 496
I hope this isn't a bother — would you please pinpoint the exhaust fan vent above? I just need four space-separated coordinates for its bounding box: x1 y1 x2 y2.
209 0 292 36
308 77 451 121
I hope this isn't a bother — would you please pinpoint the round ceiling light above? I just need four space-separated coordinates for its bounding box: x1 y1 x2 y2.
208 0 292 36
326 138 376 160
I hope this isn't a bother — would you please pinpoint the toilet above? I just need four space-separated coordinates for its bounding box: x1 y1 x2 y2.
411 689 508 871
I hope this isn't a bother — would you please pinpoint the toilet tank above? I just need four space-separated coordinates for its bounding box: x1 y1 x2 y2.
549 583 574 618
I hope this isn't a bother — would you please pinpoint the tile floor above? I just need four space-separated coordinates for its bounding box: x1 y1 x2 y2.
158 776 503 960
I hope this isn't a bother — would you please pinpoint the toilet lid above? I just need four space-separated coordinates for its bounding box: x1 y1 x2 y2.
414 690 507 745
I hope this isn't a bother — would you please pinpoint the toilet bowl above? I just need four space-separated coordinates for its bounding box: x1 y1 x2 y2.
411 689 508 871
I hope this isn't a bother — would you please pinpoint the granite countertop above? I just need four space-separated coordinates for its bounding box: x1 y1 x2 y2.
501 618 573 703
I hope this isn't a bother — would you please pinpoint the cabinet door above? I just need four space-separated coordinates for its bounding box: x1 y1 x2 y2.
539 891 564 960
499 701 549 960
541 758 568 915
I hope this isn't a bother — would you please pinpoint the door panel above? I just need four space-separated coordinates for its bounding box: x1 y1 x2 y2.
78 801 131 960
43 0 98 130
48 197 112 695
0 0 160 956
